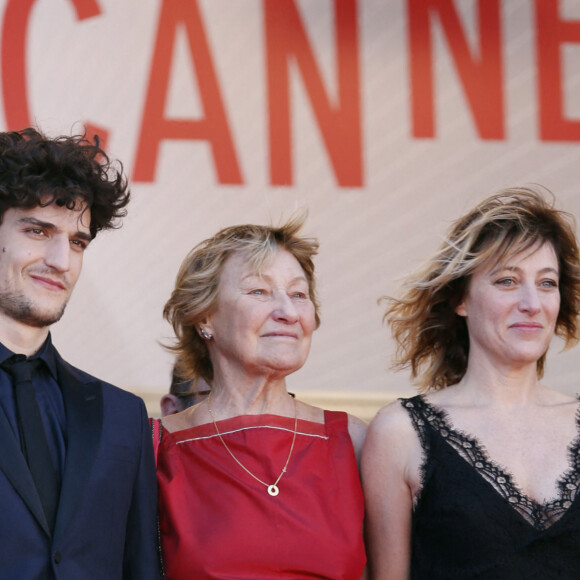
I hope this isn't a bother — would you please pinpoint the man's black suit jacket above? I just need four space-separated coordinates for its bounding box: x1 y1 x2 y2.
0 348 160 579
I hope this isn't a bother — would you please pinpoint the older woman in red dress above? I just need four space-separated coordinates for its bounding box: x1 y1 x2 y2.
153 216 367 579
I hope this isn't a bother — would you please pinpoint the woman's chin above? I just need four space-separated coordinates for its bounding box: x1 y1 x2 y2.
256 357 306 378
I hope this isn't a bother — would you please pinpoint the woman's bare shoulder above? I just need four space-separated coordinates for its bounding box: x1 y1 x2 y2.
293 399 368 460
538 386 580 427
363 398 424 497
364 399 424 470
540 385 579 405
346 413 368 462
368 398 417 437
161 403 206 433
293 399 325 422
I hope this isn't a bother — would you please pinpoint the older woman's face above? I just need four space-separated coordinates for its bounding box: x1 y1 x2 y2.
204 248 316 380
456 242 560 371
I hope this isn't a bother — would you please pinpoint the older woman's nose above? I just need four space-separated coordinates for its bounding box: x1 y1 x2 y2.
272 292 299 322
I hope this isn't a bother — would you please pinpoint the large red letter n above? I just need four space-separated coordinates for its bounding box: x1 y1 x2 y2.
265 0 362 187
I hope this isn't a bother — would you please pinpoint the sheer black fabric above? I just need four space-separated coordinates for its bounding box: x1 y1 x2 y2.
401 395 580 579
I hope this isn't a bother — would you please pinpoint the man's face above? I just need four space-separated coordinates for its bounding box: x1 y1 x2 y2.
0 203 92 329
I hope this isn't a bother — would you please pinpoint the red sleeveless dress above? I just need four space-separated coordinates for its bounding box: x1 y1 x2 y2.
154 411 366 579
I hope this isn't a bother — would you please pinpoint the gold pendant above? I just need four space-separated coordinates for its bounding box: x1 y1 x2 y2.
267 485 279 497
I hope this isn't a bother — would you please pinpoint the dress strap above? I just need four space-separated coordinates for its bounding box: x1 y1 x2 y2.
399 395 431 452
323 410 349 433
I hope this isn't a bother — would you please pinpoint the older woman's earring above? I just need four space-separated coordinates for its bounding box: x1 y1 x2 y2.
200 327 213 340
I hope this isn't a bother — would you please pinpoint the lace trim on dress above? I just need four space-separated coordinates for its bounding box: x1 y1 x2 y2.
401 395 580 531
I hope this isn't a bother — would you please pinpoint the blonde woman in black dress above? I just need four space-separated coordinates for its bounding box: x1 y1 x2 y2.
363 187 580 579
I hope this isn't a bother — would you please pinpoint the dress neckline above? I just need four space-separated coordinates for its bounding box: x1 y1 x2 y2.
163 412 333 442
407 395 580 530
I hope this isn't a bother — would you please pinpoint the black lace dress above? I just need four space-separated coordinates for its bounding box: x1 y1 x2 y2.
401 395 580 579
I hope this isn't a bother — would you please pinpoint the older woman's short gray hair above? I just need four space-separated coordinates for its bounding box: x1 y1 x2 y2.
164 214 319 383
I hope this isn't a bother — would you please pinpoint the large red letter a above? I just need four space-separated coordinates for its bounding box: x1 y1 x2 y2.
134 0 242 184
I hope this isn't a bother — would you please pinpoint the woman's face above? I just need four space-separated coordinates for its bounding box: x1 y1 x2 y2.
204 248 316 380
456 242 561 371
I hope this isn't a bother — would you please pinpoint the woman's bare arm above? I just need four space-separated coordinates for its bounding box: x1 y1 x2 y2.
362 402 421 580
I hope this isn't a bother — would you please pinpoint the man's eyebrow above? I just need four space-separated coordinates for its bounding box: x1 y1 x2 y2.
75 231 93 243
17 217 56 230
17 216 92 242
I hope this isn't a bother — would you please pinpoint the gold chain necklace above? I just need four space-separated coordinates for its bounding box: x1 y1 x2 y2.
207 390 298 497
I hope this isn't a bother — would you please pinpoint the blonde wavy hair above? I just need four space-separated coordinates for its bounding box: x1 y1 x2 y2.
383 186 580 391
164 214 319 383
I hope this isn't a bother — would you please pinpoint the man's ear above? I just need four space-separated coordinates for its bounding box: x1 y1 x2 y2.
160 394 183 417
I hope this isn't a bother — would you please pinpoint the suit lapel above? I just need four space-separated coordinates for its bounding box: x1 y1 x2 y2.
0 407 50 536
54 360 103 540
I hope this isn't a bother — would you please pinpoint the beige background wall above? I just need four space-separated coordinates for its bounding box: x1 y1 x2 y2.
1 0 579 420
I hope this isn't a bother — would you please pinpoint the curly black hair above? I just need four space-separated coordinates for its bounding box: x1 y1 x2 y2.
0 127 130 238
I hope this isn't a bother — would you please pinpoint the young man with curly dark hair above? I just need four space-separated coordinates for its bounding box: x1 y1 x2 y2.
0 128 159 579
